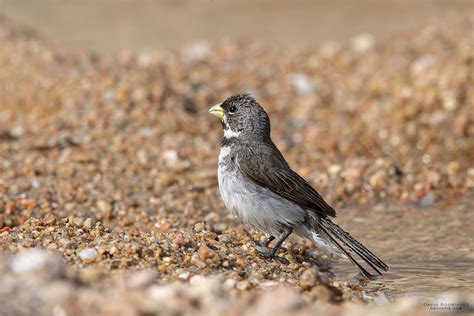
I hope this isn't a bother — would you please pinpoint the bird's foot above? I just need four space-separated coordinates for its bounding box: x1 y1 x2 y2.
256 235 275 248
255 245 274 257
255 246 290 265
273 256 290 265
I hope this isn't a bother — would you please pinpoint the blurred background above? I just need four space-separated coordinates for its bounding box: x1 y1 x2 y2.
2 0 473 53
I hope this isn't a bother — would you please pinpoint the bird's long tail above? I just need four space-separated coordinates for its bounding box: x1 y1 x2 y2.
313 217 389 279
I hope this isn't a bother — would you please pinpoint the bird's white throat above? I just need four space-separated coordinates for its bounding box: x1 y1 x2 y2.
224 128 241 139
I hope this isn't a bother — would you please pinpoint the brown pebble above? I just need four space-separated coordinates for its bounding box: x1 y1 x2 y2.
300 268 318 290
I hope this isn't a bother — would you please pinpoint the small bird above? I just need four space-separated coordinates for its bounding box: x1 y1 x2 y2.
209 93 388 279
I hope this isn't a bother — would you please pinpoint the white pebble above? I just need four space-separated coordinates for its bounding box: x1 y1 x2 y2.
11 248 52 273
291 74 315 96
351 33 376 53
78 248 98 261
182 42 210 62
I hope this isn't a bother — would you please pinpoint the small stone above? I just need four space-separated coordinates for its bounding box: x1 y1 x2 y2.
369 170 387 190
197 244 220 263
260 281 279 289
79 268 103 283
109 246 118 255
223 278 237 290
212 223 227 233
218 234 231 243
139 127 156 138
419 192 436 207
352 33 376 53
162 150 178 163
182 42 210 61
43 214 57 225
311 285 333 302
10 248 64 278
137 149 148 164
10 126 25 137
72 217 84 227
154 219 171 233
442 90 458 111
300 268 318 290
328 164 342 177
178 271 190 281
193 223 206 232
291 74 315 96
190 253 206 268
127 270 157 289
189 275 206 285
97 200 112 213
446 161 461 175
236 280 251 291
172 233 190 247
254 285 304 314
78 248 98 262
83 218 93 229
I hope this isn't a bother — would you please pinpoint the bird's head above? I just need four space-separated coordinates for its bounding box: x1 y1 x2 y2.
209 93 271 141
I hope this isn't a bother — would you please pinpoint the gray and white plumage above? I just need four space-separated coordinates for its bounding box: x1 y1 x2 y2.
209 93 388 278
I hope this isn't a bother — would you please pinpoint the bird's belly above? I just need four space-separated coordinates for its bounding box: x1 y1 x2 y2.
217 163 305 235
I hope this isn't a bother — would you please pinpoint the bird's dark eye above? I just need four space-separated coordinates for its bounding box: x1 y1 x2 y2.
229 106 237 113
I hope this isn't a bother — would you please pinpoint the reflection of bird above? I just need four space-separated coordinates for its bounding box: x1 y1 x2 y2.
209 93 388 278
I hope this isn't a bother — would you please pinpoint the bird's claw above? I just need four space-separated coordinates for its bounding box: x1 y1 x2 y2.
256 245 274 257
274 256 290 265
255 246 290 265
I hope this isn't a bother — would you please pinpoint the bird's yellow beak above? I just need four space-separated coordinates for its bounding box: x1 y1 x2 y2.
208 103 224 120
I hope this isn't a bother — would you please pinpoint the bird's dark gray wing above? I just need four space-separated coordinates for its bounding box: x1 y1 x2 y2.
236 146 336 217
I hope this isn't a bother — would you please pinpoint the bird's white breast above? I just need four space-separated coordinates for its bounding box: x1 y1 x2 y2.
217 146 306 235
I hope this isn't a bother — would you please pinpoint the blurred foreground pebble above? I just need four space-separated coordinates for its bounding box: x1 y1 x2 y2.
2 250 470 316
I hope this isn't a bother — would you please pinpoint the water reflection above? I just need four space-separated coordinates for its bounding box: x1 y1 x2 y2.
333 198 473 299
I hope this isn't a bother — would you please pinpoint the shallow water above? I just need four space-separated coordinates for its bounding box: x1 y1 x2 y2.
333 198 474 300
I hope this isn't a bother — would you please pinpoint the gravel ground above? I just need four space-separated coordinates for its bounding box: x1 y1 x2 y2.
0 15 473 315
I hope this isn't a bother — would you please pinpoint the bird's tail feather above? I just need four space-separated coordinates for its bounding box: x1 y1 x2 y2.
317 217 389 279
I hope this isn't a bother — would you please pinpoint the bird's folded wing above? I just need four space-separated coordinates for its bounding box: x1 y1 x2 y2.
236 150 336 217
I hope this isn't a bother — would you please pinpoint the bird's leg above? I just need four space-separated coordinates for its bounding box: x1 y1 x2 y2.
258 235 275 247
256 227 293 264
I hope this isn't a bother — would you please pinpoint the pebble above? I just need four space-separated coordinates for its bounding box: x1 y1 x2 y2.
291 74 316 95
97 200 112 214
419 192 436 207
197 244 220 263
190 253 206 268
155 219 171 233
369 170 387 190
127 270 157 289
352 33 376 52
78 248 99 262
182 42 210 61
178 271 190 281
223 278 237 290
236 280 251 291
311 285 333 302
83 218 93 229
254 285 305 314
300 268 318 290
10 248 64 277
212 223 227 233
